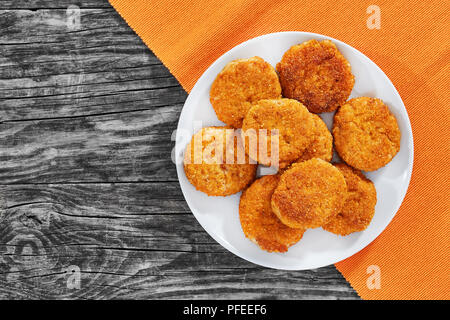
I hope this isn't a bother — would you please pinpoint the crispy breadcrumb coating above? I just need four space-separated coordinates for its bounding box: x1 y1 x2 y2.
276 39 354 113
239 175 305 252
210 57 281 128
241 98 315 168
296 114 333 163
333 97 401 171
184 126 257 196
323 163 377 235
271 158 347 229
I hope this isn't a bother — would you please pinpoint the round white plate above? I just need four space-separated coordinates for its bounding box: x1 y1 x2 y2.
175 32 413 270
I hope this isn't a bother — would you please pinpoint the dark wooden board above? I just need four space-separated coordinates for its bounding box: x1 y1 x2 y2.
0 1 359 299
1 1 111 9
0 9 187 121
0 183 358 299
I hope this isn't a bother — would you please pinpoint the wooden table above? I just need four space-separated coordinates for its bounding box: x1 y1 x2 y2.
0 0 358 299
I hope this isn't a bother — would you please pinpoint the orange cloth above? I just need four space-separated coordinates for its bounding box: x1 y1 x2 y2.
109 0 450 299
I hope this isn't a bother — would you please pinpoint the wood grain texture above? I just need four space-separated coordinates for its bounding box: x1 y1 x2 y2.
0 108 180 184
0 0 359 299
0 9 187 121
1 1 111 9
0 183 358 299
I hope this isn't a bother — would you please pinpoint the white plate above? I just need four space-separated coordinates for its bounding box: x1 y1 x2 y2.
175 32 413 270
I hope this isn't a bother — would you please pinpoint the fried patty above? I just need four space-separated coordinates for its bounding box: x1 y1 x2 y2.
210 56 281 128
323 163 377 235
239 175 305 252
241 98 315 168
184 126 257 196
271 158 347 229
333 97 401 171
296 114 333 163
276 39 354 113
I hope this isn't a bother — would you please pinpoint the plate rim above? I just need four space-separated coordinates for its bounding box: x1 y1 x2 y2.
175 31 414 270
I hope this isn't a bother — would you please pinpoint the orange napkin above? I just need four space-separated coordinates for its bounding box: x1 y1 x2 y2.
109 0 450 299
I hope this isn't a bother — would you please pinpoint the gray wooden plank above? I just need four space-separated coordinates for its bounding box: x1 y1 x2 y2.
0 9 187 121
0 1 111 9
0 108 180 184
0 183 359 299
0 9 185 183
